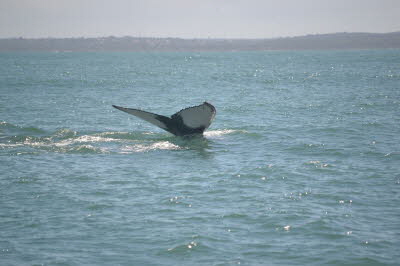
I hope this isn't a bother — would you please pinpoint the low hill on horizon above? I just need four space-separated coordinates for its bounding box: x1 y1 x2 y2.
1 32 400 52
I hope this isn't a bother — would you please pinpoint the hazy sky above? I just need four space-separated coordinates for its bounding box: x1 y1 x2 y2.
0 0 399 38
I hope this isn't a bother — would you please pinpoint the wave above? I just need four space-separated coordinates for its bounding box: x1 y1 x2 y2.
0 121 46 135
1 122 243 154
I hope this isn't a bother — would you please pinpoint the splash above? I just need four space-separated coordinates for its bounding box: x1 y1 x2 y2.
121 141 182 153
204 129 244 138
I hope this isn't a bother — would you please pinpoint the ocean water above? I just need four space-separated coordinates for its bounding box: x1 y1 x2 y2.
1 50 399 266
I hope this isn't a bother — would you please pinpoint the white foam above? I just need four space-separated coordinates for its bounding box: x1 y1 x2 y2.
0 143 24 148
74 135 116 143
121 141 182 153
204 129 243 138
2 134 119 149
49 135 121 147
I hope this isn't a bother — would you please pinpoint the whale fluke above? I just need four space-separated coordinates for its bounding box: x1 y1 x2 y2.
112 102 216 136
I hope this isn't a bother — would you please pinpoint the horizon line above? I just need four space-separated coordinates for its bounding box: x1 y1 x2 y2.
2 31 400 40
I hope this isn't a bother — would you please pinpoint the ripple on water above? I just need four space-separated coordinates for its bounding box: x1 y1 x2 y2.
1 51 399 266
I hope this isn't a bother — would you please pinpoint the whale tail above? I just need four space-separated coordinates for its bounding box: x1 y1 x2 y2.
112 102 216 136
112 105 172 132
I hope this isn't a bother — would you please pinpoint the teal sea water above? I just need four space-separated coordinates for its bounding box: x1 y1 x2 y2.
1 50 399 265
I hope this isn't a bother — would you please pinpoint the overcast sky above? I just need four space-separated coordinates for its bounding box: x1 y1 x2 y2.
0 0 399 39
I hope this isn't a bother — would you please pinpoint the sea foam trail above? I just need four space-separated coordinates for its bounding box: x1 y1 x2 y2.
1 121 243 154
1 124 190 154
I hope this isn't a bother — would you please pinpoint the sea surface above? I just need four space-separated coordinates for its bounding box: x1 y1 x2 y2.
1 50 399 266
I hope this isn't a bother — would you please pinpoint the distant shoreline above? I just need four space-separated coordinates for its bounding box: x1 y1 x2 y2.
1 32 399 52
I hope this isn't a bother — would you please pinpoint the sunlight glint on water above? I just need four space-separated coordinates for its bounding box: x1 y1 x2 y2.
1 50 399 266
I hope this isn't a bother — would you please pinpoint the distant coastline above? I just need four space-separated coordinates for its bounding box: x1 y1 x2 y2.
1 32 399 52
